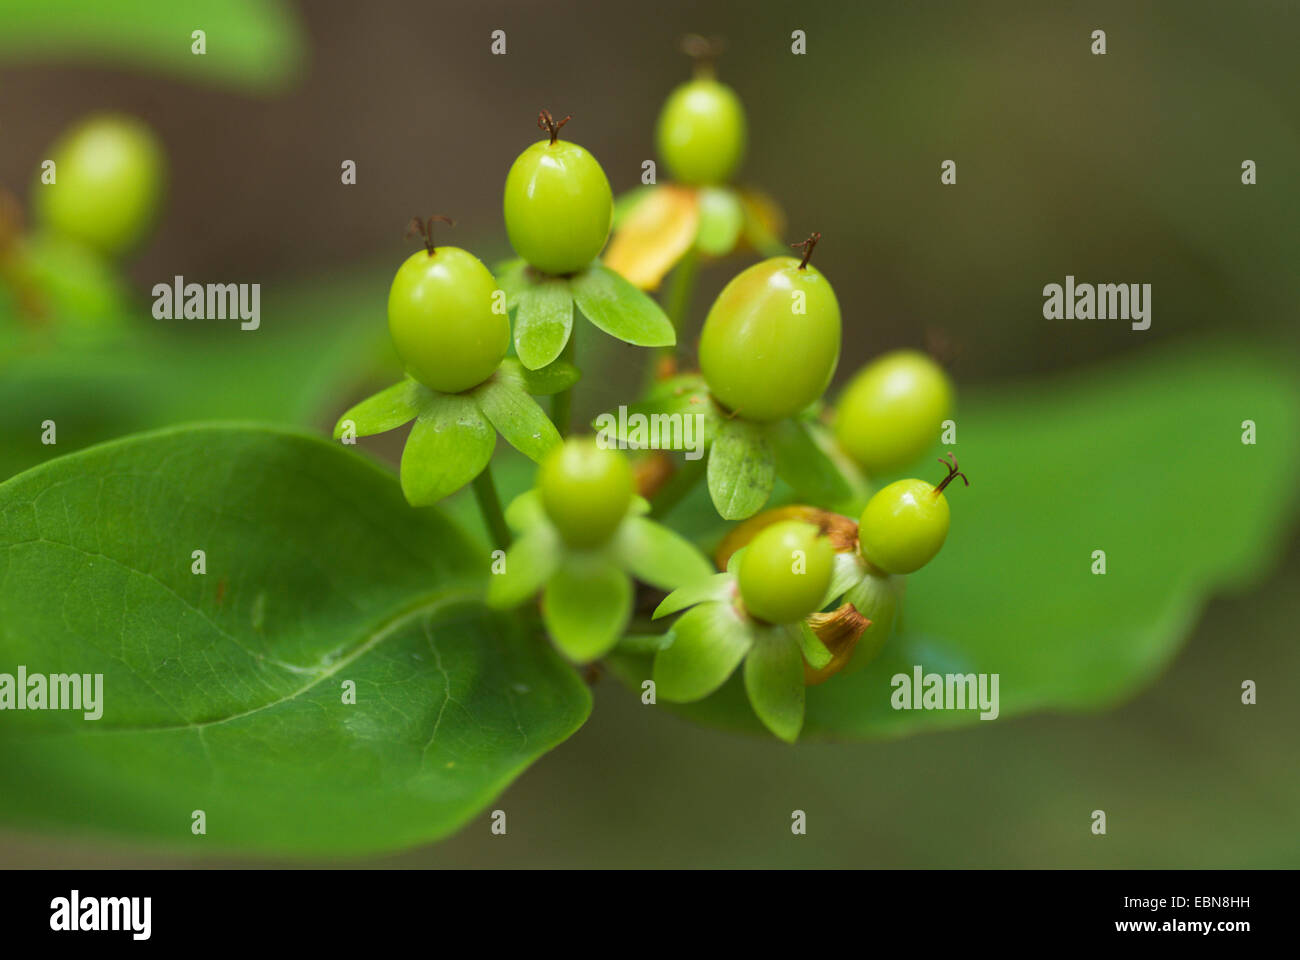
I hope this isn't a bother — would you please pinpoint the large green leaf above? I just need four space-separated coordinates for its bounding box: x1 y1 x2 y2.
0 0 305 92
615 342 1300 740
0 424 590 854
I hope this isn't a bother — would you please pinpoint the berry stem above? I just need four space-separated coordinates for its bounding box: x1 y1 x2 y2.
934 451 969 496
791 232 821 270
681 33 724 79
537 109 571 145
472 464 512 550
406 214 455 255
550 335 576 438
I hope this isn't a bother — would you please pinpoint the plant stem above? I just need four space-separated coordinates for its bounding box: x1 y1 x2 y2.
664 247 699 342
551 335 576 437
472 465 512 550
645 248 699 391
649 454 707 520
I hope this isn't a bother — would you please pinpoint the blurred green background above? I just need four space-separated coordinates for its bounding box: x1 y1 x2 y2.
1 0 1297 867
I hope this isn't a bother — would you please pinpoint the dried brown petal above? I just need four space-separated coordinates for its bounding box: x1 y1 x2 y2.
803 602 872 685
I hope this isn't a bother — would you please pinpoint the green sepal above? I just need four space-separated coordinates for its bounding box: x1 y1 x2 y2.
570 262 676 348
400 393 495 505
653 600 753 701
707 417 775 520
768 417 855 510
615 632 675 655
333 377 426 439
824 549 868 607
807 417 874 514
794 621 833 670
486 524 560 610
840 569 904 674
725 547 746 576
653 572 735 620
694 187 744 256
593 373 718 451
644 371 710 405
614 516 713 592
495 357 580 396
744 626 806 743
493 258 530 304
542 555 633 662
472 376 562 463
512 275 575 370
504 489 547 533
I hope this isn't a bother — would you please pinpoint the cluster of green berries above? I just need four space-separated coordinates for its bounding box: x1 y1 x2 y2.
2 50 964 746
342 50 966 742
729 450 967 633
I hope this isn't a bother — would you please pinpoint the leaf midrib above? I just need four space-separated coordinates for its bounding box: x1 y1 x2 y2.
33 585 482 737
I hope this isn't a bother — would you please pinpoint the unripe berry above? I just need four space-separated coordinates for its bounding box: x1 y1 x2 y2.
387 226 508 394
538 438 634 548
656 77 746 186
737 520 833 624
835 350 953 474
503 111 613 275
698 235 840 422
858 454 968 574
35 114 166 256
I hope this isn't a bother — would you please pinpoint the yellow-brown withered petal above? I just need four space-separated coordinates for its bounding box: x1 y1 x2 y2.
604 185 700 291
803 603 872 685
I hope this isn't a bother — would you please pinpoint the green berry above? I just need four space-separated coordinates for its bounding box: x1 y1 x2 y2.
538 438 634 548
835 350 953 474
656 77 746 186
387 230 507 394
34 113 165 257
737 520 833 624
698 236 840 422
503 112 612 275
858 454 968 574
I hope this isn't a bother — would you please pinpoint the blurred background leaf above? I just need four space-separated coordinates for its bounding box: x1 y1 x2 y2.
0 0 305 92
0 263 391 479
